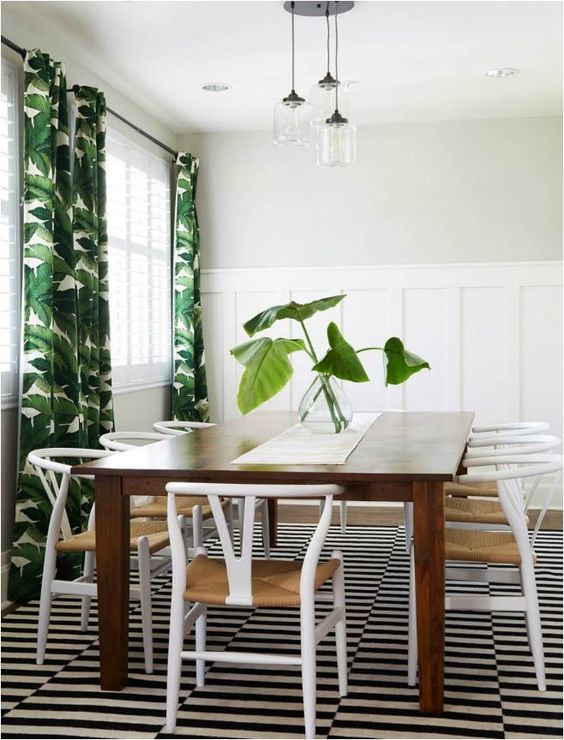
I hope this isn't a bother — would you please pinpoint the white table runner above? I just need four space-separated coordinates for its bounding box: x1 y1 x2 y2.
231 412 381 466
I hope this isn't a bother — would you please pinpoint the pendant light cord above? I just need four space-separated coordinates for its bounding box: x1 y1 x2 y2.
325 3 331 75
291 1 295 91
335 1 340 111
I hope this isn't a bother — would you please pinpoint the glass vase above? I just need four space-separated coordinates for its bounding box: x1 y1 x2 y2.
298 375 352 434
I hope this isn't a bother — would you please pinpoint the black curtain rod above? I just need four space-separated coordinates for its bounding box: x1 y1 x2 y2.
2 35 178 159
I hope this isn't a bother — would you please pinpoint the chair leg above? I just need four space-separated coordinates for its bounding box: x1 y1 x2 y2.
520 560 546 691
80 551 95 632
235 498 244 539
300 601 317 740
339 501 347 535
178 514 188 558
138 537 153 675
37 547 57 665
403 502 413 554
195 605 207 688
193 505 203 551
166 594 185 734
261 499 271 557
407 545 418 686
226 499 234 541
331 552 348 697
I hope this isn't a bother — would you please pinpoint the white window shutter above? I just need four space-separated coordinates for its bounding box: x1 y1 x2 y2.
106 129 172 389
0 59 20 404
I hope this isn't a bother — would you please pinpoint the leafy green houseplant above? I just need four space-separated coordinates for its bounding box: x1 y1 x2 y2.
230 295 430 433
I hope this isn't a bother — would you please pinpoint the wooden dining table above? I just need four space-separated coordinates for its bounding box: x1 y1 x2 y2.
74 410 473 713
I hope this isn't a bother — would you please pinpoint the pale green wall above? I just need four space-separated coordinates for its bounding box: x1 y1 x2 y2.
178 116 562 269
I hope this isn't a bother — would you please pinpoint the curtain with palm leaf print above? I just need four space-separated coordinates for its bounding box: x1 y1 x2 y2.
72 86 114 446
9 52 114 602
171 153 209 422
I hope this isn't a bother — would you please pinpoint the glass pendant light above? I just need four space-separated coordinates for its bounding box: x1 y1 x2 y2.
310 3 349 127
316 2 357 167
273 1 312 147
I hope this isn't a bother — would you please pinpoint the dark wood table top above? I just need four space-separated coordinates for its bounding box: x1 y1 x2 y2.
73 411 473 484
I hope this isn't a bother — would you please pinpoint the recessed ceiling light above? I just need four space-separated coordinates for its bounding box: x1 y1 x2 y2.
202 83 231 92
483 68 520 78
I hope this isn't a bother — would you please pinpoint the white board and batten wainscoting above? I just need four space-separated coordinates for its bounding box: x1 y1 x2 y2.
201 260 563 508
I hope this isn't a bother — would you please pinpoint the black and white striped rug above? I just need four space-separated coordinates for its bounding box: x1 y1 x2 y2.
2 525 562 739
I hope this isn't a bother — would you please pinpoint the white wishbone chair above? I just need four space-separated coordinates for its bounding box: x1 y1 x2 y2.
445 421 552 502
469 421 550 440
153 420 216 435
464 433 560 457
99 430 169 451
29 448 172 674
164 481 348 740
408 453 563 692
446 434 561 538
152 421 271 555
99 431 235 552
403 423 554 554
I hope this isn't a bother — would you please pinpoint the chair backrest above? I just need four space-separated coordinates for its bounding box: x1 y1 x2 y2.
470 421 549 440
28 448 112 543
99 431 168 451
153 420 215 435
166 482 343 606
465 434 561 457
457 454 563 558
465 435 561 508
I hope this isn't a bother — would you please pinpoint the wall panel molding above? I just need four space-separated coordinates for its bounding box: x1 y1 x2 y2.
201 260 562 507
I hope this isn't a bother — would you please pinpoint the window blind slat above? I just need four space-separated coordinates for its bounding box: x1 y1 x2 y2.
106 128 172 389
0 61 20 398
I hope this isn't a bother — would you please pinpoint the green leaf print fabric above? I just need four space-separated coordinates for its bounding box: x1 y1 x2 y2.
171 153 209 422
9 51 114 602
72 86 114 447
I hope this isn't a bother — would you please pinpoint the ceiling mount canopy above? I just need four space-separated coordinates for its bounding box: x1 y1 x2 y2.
275 0 357 164
283 1 354 18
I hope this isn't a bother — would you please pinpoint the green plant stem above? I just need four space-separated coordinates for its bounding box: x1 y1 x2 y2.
298 318 318 362
356 346 383 353
298 318 345 433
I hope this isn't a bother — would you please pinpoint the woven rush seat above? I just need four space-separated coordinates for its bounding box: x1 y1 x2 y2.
445 481 498 498
445 496 516 525
445 528 534 565
131 495 218 519
55 520 169 554
184 555 341 607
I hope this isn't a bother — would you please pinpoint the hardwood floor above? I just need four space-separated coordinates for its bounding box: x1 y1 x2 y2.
279 503 563 530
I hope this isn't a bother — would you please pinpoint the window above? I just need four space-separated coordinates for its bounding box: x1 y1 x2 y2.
0 59 20 404
106 129 172 389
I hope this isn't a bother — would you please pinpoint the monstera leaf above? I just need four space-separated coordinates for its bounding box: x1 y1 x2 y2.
231 337 306 413
312 323 369 382
230 293 431 421
243 295 345 337
382 337 430 385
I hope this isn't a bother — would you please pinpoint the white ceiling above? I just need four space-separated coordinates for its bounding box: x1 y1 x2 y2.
11 1 564 133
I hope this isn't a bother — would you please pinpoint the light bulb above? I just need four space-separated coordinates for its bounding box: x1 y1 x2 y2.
329 125 343 156
315 118 357 167
284 105 301 136
310 80 350 128
273 97 313 147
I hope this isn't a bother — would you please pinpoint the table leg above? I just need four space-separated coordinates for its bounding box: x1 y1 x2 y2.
95 475 130 690
412 481 445 713
267 498 278 548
